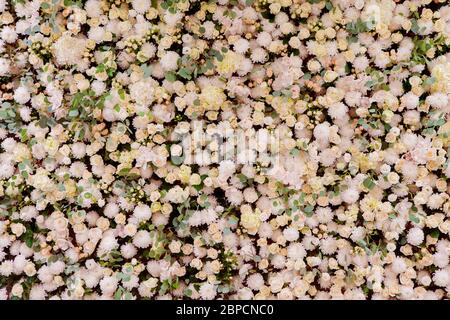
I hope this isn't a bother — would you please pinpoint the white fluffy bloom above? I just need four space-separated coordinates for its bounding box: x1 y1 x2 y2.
247 273 264 291
160 51 180 71
1 26 17 43
406 227 424 246
199 282 217 300
433 269 449 287
133 204 152 222
391 257 407 274
256 32 272 47
400 92 419 109
250 48 267 63
234 38 250 54
328 102 348 120
0 57 9 76
287 243 306 260
53 34 87 66
104 203 120 219
13 86 30 104
283 227 299 242
120 243 137 259
29 285 46 300
100 276 118 296
341 188 359 204
133 230 152 248
19 206 38 222
218 160 236 181
132 0 150 14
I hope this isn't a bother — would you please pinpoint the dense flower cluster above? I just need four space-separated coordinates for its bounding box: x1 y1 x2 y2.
0 0 449 300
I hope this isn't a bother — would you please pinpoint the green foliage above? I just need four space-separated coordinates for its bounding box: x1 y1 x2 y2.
346 18 375 35
68 89 108 121
216 249 238 284
363 177 375 190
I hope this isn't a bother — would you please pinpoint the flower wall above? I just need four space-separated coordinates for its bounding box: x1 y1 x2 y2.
0 0 449 300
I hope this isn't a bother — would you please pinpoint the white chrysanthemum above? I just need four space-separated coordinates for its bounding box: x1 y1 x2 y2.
71 142 86 159
426 93 448 109
133 204 152 222
234 38 250 54
160 51 180 71
13 86 30 104
427 194 445 210
0 0 7 12
433 252 449 269
104 203 120 219
247 273 264 291
433 269 449 287
199 282 216 300
250 47 268 63
256 32 272 47
218 159 236 181
29 285 47 300
120 243 137 259
0 162 14 179
313 122 331 145
98 235 118 253
1 26 17 43
88 26 106 43
287 243 306 260
131 0 150 14
283 227 299 242
69 161 87 178
140 43 156 59
320 237 337 255
391 257 407 274
406 227 424 246
400 92 419 109
129 79 156 106
19 206 38 222
18 106 31 121
133 230 152 248
0 260 13 276
328 102 348 120
53 34 87 66
85 0 102 17
225 187 243 206
316 207 333 224
341 188 359 204
99 276 118 296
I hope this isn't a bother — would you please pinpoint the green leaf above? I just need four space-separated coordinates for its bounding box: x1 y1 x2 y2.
303 205 314 217
237 173 247 184
409 213 420 224
118 88 126 100
171 155 184 166
68 109 79 117
430 229 440 238
363 177 375 190
177 67 192 80
184 288 192 297
165 71 177 82
117 168 131 176
20 128 28 142
114 288 123 300
141 64 152 78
